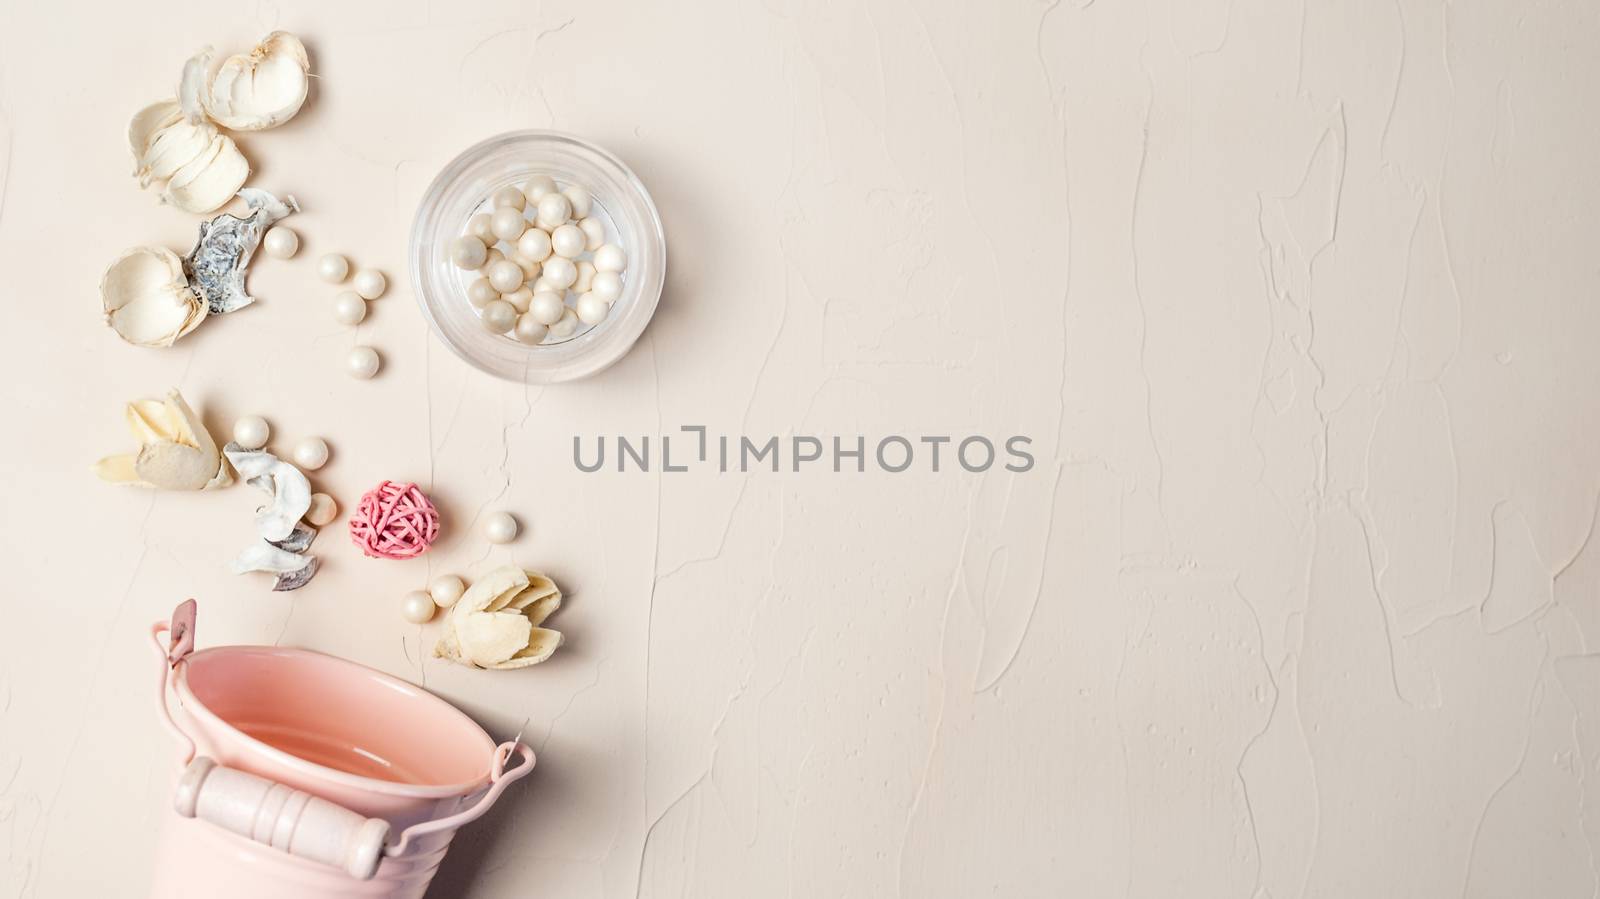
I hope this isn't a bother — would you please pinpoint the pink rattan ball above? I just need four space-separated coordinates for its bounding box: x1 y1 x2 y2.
348 481 440 560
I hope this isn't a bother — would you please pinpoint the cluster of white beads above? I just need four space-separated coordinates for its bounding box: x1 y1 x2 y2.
447 175 629 344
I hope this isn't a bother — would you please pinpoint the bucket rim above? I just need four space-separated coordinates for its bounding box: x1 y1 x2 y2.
173 645 499 799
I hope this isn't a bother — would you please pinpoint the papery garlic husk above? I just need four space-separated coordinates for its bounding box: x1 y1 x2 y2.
101 246 207 347
129 74 250 214
435 566 564 669
93 389 230 490
201 32 309 131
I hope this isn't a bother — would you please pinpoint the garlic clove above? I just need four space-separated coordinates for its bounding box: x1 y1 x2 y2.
128 100 184 169
101 246 206 347
203 32 310 131
163 133 250 214
141 118 217 188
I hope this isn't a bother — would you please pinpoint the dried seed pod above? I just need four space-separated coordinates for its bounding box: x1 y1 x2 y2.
200 33 310 131
101 247 207 347
434 566 564 670
93 389 230 491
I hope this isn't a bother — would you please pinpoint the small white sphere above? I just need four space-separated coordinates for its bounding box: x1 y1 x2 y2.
542 256 577 290
484 247 506 268
576 292 610 325
514 312 550 344
503 286 534 313
531 276 559 295
517 228 553 262
481 299 517 334
549 307 580 339
467 277 499 309
305 493 338 527
573 260 596 294
428 575 466 608
522 174 557 203
591 270 623 303
402 590 436 624
562 185 592 219
484 511 519 544
579 217 606 251
528 290 565 325
293 437 329 471
317 254 349 283
449 235 488 270
487 259 525 293
332 291 367 325
490 207 527 242
550 223 586 259
346 345 381 380
262 226 299 259
353 269 387 300
510 254 541 282
491 186 526 211
232 416 270 450
468 213 497 245
593 243 627 273
535 193 572 230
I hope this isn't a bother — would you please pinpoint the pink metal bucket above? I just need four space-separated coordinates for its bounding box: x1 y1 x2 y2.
147 601 534 898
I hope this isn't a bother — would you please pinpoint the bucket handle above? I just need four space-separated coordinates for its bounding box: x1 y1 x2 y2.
151 599 199 766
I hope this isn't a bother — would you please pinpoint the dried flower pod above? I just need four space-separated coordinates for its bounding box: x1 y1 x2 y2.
199 32 310 131
93 389 230 491
101 246 206 347
434 566 564 670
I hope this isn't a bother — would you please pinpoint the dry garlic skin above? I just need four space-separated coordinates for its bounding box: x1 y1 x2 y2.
102 246 206 347
202 32 311 131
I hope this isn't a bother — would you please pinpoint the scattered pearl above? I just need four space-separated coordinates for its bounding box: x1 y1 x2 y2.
576 292 610 325
562 185 592 219
529 290 565 325
468 213 497 245
522 174 557 203
579 217 605 251
306 493 339 527
491 186 526 211
490 207 527 242
332 291 367 325
293 437 329 471
551 223 586 259
353 269 387 300
516 228 553 262
593 244 627 273
487 259 525 293
481 299 518 334
542 256 577 290
317 254 349 283
591 270 624 303
515 312 550 344
467 277 499 309
484 511 519 544
232 416 270 450
346 345 381 380
449 235 488 270
262 226 299 259
548 307 580 339
428 575 466 608
573 260 596 294
503 286 533 313
402 590 436 624
535 193 572 230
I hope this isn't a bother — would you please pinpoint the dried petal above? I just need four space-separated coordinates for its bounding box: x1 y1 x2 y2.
435 566 565 669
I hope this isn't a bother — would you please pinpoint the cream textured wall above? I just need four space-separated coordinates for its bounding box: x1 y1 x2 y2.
2 0 1598 896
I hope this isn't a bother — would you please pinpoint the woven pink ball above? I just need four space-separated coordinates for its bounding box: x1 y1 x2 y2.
348 481 440 560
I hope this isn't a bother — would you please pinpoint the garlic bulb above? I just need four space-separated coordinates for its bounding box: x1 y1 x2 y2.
434 566 564 670
93 390 231 491
101 246 206 347
127 100 249 214
200 32 310 131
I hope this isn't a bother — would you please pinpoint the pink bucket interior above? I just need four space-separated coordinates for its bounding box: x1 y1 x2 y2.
182 647 494 788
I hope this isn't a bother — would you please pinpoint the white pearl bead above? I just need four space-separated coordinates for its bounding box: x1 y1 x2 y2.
317 254 349 283
428 575 466 608
262 226 299 258
593 244 627 273
468 213 497 245
542 256 577 290
487 259 524 293
522 175 557 203
576 292 610 325
510 255 541 283
353 269 387 300
401 590 436 624
517 228 552 262
490 207 527 242
535 193 572 230
448 235 487 270
591 270 623 303
528 290 565 325
293 437 329 471
305 493 338 527
481 299 517 333
232 416 270 450
491 186 526 211
548 307 580 339
503 286 533 313
346 345 381 380
550 223 586 259
531 276 559 295
466 277 499 309
484 247 506 268
515 312 550 344
332 291 367 325
579 217 605 251
562 186 592 219
573 260 596 294
484 511 519 544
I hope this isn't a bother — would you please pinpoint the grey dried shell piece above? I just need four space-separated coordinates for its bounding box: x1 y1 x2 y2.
184 190 300 315
273 556 320 592
269 522 318 554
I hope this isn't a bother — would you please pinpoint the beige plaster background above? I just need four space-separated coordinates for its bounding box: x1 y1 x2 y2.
3 0 1599 896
